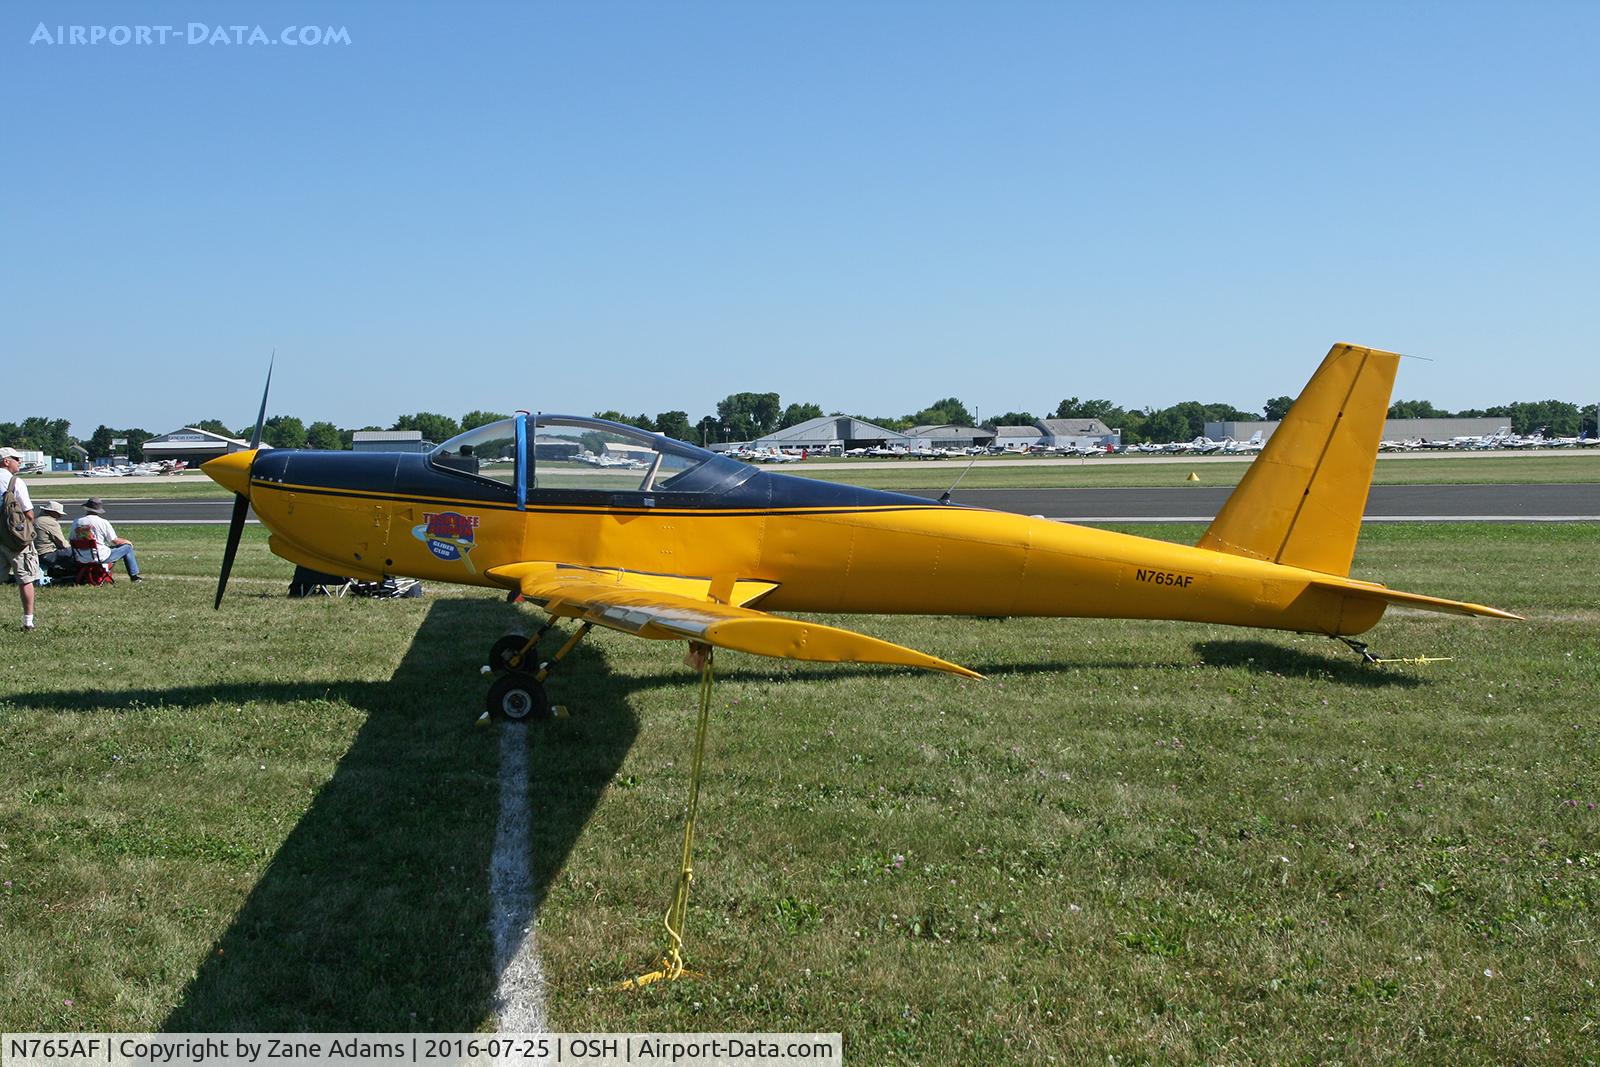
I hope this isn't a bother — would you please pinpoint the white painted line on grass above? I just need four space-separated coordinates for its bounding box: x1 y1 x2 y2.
491 722 549 1033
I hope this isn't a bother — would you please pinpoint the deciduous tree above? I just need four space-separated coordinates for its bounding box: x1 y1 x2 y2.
306 421 343 450
392 412 460 444
910 398 974 427
460 410 509 431
779 402 825 429
654 411 694 442
262 416 309 449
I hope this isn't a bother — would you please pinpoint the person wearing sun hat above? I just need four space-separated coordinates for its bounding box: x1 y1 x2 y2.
71 497 144 582
32 499 73 577
0 445 40 630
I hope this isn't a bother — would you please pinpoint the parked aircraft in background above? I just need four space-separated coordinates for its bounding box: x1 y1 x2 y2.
1220 431 1265 455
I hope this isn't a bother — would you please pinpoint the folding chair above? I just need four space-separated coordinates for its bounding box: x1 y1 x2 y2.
71 534 114 586
288 564 353 597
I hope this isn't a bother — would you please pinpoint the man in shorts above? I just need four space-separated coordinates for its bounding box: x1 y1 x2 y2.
0 446 39 632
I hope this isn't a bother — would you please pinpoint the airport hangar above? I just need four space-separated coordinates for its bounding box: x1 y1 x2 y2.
141 428 272 467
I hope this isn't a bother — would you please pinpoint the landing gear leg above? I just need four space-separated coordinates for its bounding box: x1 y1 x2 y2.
483 621 594 721
487 620 556 674
1335 637 1381 665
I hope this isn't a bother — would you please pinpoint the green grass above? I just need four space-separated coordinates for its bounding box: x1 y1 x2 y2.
23 476 234 500
1 524 1597 1063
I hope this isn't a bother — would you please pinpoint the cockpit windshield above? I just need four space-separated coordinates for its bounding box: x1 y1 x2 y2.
531 416 752 495
429 418 518 486
430 415 754 497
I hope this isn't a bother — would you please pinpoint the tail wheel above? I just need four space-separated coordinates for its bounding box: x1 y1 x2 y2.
488 633 532 673
487 674 552 722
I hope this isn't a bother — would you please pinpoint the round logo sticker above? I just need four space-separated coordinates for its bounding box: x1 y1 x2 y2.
413 511 477 563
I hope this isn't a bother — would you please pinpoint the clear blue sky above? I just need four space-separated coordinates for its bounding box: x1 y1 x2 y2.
4 0 1596 436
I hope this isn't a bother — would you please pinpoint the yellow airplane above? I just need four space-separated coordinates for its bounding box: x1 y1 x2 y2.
206 343 1518 718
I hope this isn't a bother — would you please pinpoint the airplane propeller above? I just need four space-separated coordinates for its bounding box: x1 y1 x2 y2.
213 356 273 609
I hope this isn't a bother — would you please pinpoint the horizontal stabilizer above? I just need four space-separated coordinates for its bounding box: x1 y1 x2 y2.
487 562 981 678
1311 578 1523 620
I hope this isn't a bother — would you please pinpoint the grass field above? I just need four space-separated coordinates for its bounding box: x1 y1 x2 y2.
1 524 1596 1062
22 476 228 500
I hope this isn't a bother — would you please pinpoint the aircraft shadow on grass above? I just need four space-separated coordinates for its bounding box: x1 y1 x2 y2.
1192 638 1427 689
10 598 638 1031
8 602 1425 1029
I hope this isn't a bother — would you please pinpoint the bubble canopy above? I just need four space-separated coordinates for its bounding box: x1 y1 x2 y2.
428 414 752 496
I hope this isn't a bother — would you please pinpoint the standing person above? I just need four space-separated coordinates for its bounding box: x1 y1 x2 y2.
33 500 73 577
72 498 144 582
0 446 39 631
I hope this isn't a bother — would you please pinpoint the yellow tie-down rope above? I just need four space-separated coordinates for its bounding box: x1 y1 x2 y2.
621 644 716 990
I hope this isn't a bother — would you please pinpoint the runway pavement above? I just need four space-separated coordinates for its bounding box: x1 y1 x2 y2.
101 482 1600 524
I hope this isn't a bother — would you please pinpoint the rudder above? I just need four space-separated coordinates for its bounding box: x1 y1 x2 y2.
1198 343 1400 576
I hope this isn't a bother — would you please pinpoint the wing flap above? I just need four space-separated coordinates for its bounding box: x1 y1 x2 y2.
487 562 981 678
488 561 779 607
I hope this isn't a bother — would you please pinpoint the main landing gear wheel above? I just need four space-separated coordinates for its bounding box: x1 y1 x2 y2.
489 633 532 673
487 673 552 722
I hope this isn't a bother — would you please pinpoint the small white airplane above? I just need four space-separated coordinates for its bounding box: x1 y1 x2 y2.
1219 432 1265 455
575 450 647 470
1455 426 1512 450
749 447 804 463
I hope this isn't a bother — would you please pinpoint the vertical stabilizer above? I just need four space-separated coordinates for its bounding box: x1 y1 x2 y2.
1197 343 1400 576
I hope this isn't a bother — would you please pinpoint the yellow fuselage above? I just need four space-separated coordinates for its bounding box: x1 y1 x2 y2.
225 450 1382 639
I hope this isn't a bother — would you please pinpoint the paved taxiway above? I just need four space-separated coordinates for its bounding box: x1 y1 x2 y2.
104 483 1600 524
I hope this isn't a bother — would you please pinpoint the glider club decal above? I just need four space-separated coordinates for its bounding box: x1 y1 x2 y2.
414 511 480 569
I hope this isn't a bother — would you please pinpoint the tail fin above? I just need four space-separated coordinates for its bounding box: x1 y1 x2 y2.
1198 343 1399 576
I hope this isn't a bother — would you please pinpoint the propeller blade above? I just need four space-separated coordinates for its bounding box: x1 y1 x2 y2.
217 355 272 609
249 352 274 450
214 493 252 610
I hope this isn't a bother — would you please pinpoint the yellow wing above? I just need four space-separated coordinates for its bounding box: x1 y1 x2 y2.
486 562 981 679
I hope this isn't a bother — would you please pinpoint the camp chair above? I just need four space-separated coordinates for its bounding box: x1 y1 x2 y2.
288 564 353 598
70 534 114 586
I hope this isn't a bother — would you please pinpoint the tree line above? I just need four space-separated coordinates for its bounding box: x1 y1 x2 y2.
4 394 1595 460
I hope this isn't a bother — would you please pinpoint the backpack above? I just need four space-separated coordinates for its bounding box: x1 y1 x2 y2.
1 479 34 553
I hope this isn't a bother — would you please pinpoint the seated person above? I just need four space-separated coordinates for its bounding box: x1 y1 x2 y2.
32 499 74 578
71 497 144 581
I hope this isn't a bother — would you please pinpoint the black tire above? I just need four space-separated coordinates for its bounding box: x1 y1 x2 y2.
488 633 532 673
486 674 551 722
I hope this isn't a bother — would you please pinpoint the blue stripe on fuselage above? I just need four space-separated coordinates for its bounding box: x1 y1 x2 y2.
249 449 950 513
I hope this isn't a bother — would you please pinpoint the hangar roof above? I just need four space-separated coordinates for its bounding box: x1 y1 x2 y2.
142 427 268 455
754 416 913 446
991 425 1043 439
906 424 990 441
1039 418 1113 436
